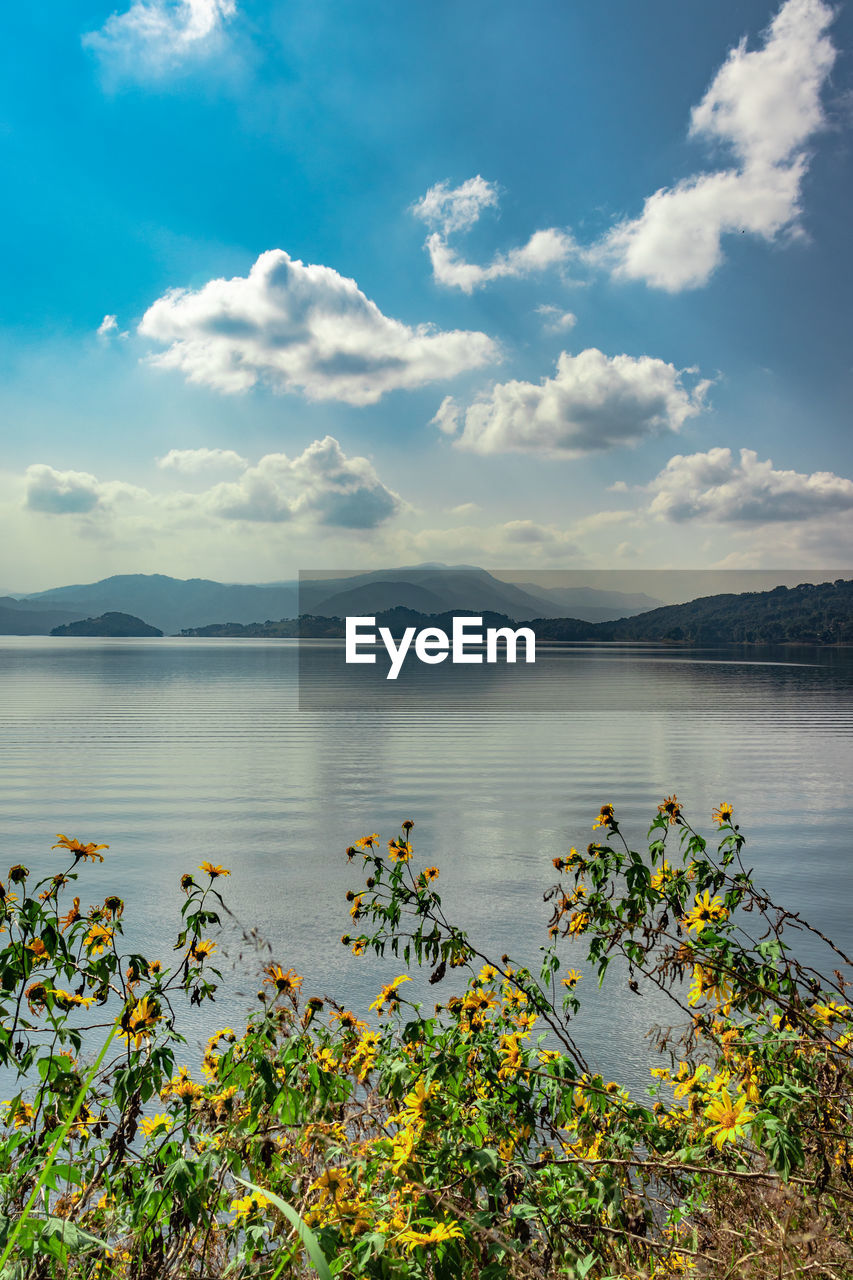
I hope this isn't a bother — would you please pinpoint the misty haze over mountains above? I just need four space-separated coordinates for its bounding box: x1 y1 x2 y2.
0 568 663 635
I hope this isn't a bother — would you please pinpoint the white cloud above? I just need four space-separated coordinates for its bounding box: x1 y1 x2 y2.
537 305 577 334
204 437 402 528
138 249 498 404
97 314 119 337
425 227 576 294
452 349 710 457
598 0 836 290
413 176 575 293
411 176 500 236
83 0 236 77
688 0 835 169
648 447 853 522
24 465 144 515
22 439 401 532
429 395 461 436
157 447 247 473
25 466 104 515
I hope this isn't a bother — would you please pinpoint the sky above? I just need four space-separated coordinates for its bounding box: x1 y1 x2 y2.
1 0 852 590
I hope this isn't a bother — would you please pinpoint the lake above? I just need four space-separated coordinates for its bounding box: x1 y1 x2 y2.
1 636 852 1091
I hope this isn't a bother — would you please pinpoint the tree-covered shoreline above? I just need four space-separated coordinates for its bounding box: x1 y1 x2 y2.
179 578 853 646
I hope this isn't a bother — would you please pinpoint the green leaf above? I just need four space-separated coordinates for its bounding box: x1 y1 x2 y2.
36 1218 108 1255
235 1177 333 1280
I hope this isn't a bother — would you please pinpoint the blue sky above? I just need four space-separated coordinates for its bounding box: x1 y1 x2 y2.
1 0 851 588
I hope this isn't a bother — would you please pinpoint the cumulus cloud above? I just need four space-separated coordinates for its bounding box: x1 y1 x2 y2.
83 0 236 77
204 437 402 529
22 439 401 532
598 0 837 290
157 447 247 473
97 315 119 337
649 447 853 523
24 465 143 515
451 349 710 457
138 249 498 404
25 466 104 515
412 177 576 293
411 176 500 236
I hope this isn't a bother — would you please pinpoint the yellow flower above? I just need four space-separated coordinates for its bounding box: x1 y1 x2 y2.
712 802 734 826
59 896 80 931
738 1060 762 1105
84 923 114 954
562 969 583 989
52 835 108 862
369 974 411 1015
119 995 162 1049
568 911 590 936
478 964 497 983
673 1062 709 1099
140 1113 172 1137
703 1088 754 1149
4 1100 34 1129
52 988 97 1009
683 891 728 935
230 1191 270 1222
313 1168 351 1203
350 1031 381 1081
314 1047 337 1073
651 861 677 890
658 794 682 825
26 938 49 960
354 834 379 850
498 1033 527 1080
189 939 216 962
462 987 500 1015
387 838 412 863
398 1077 432 1128
398 1221 464 1251
592 804 615 830
390 1125 417 1172
688 964 732 1009
161 1067 201 1103
423 866 439 881
262 965 303 995
198 862 230 878
810 999 851 1025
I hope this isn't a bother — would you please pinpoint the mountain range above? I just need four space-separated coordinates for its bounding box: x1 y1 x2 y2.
180 578 853 646
3 568 662 635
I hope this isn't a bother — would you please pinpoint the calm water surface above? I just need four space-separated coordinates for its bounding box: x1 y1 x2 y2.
1 637 852 1089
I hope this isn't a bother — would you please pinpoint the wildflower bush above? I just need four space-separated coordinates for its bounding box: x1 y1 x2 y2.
1 803 852 1278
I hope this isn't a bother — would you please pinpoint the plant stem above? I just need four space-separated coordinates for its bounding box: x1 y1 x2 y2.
0 1019 119 1271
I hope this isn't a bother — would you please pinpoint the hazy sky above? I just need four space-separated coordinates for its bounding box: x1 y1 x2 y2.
2 0 852 589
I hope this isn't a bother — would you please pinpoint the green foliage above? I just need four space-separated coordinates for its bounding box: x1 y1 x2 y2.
0 805 852 1277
